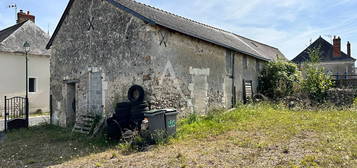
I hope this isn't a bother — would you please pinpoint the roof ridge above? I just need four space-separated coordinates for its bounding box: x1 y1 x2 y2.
130 0 236 35
0 21 28 43
129 0 279 51
0 20 27 33
235 34 279 50
47 0 285 61
292 36 355 63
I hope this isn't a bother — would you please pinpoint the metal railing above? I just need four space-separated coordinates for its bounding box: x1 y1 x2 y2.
331 75 357 88
331 75 357 80
4 96 29 132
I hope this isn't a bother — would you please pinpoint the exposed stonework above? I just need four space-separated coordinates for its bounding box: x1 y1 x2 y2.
48 0 282 127
327 89 357 106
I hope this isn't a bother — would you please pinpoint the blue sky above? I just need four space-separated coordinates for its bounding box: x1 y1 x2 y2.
1 0 357 60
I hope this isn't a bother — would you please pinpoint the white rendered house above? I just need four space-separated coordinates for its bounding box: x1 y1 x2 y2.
0 11 50 116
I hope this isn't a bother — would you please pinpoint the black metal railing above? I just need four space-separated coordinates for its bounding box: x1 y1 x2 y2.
331 75 357 80
4 96 29 132
331 75 357 88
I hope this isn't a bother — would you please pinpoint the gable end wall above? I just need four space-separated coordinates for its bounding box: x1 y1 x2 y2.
50 0 262 126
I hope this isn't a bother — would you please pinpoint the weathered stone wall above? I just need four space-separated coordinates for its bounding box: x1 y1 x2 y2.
234 53 262 102
327 88 357 106
50 0 264 126
50 0 154 126
145 26 229 115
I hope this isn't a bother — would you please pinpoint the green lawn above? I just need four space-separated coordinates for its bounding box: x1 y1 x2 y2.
1 103 356 167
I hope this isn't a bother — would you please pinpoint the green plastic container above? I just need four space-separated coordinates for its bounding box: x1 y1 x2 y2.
143 110 166 133
164 109 179 136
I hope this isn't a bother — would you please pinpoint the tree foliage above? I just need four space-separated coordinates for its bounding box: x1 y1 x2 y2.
307 46 321 64
258 60 302 100
302 47 333 103
257 47 334 104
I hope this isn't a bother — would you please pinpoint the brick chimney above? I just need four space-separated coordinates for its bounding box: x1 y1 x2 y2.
17 10 35 24
347 41 351 57
333 36 341 57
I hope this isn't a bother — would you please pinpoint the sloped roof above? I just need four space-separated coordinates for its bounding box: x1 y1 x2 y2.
47 0 285 61
292 37 356 64
0 20 51 56
0 21 27 43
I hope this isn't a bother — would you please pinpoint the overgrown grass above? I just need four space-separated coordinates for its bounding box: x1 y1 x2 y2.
177 103 356 140
175 102 357 167
1 103 357 167
0 124 113 168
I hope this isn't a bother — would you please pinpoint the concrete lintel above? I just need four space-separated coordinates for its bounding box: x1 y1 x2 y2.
189 67 210 76
88 67 101 73
64 79 79 84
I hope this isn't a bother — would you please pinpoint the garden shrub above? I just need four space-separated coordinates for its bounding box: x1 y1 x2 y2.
301 47 333 103
258 60 302 100
302 65 333 103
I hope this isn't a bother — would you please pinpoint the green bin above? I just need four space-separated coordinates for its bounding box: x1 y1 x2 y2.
164 109 179 136
144 110 166 133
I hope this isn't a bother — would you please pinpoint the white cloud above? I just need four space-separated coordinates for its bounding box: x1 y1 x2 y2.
1 0 355 62
137 0 357 61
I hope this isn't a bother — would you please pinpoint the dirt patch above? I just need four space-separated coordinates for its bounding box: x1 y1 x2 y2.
50 131 329 168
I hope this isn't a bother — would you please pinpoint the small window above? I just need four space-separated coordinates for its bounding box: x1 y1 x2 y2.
243 56 248 70
29 78 37 93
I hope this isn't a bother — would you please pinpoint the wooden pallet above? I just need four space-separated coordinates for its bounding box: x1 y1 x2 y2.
72 115 96 134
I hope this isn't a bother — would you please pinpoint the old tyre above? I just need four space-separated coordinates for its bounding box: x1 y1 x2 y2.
128 85 145 104
116 102 131 108
115 107 131 113
131 106 149 112
106 117 122 140
114 112 130 119
130 113 145 122
131 102 148 109
131 108 149 115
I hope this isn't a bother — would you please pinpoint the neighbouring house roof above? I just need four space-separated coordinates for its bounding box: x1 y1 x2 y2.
0 21 26 43
47 0 285 62
292 37 356 64
0 20 50 56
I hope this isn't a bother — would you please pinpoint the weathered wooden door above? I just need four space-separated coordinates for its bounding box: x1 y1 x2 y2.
225 50 236 108
66 83 76 127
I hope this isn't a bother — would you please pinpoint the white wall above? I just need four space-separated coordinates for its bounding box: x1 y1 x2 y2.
0 51 50 116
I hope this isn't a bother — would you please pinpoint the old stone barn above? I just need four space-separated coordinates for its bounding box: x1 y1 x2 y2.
47 0 285 127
